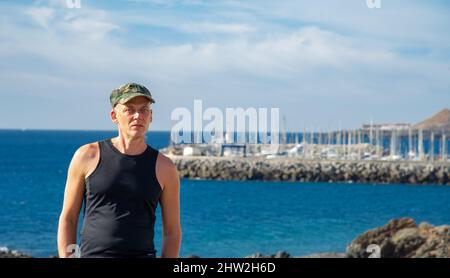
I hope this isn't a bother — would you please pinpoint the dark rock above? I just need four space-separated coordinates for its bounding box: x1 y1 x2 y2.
185 254 201 258
346 218 450 258
299 253 346 258
0 247 32 258
245 251 291 258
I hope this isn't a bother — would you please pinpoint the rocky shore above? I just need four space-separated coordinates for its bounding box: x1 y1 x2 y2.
244 218 449 258
0 247 32 258
2 219 448 258
212 218 450 258
170 156 450 185
346 218 450 258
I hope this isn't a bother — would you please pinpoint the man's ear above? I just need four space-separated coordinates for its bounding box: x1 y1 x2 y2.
110 108 119 124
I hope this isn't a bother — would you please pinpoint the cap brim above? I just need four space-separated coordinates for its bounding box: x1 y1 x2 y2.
118 93 155 105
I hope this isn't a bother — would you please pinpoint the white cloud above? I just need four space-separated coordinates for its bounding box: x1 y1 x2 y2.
25 7 54 28
66 18 120 40
23 2 121 41
179 22 256 34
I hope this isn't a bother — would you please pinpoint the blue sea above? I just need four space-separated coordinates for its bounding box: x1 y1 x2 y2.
0 129 450 258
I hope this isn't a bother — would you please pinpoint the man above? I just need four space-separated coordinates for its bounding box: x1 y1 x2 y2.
57 83 181 258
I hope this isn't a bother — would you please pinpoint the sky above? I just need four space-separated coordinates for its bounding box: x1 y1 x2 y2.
0 0 449 131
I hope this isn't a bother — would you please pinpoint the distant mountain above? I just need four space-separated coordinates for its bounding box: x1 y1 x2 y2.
414 108 450 131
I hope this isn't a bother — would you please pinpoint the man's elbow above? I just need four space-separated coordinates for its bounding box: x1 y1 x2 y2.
164 226 182 239
58 213 78 227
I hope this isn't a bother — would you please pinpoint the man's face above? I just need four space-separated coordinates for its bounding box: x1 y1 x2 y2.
111 96 152 139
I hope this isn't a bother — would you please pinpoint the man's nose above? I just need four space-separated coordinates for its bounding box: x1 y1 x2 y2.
132 111 143 119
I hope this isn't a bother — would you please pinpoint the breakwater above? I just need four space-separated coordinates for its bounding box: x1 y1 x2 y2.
170 156 450 185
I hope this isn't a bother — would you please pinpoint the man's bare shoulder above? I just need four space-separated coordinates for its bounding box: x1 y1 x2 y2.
156 152 177 173
74 142 99 161
156 153 179 190
66 142 100 179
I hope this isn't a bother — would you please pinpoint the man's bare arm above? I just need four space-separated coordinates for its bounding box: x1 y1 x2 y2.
57 145 93 258
156 154 182 258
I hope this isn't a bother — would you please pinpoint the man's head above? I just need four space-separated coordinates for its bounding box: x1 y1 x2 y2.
110 83 155 139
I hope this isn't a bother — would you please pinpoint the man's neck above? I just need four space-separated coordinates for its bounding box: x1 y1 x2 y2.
111 135 147 155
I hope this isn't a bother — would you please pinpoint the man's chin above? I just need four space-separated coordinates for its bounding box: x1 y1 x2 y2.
128 129 147 138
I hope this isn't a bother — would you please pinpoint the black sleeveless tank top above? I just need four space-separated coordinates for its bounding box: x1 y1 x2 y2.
79 138 162 258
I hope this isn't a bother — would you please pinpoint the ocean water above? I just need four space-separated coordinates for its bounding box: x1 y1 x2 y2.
0 129 450 258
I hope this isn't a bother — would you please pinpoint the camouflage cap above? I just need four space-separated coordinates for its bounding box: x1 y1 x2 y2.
110 82 155 107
